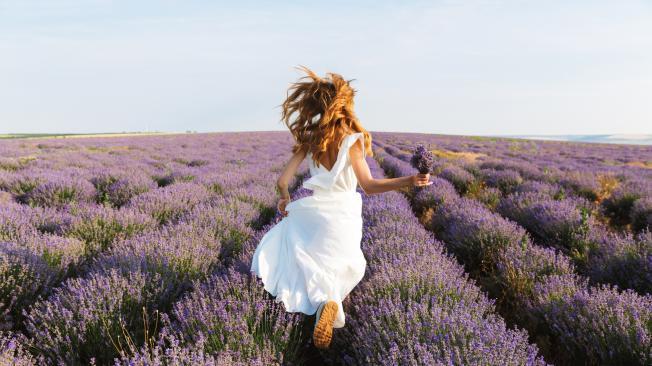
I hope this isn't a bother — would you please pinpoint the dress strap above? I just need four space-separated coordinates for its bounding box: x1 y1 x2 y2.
302 133 365 191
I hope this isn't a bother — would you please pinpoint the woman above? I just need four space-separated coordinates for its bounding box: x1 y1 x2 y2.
250 66 431 350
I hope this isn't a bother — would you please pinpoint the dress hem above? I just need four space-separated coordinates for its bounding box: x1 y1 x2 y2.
249 269 320 316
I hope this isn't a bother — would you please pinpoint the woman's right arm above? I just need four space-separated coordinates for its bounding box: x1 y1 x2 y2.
349 139 431 195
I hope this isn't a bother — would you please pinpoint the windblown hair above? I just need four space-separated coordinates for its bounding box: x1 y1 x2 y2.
280 65 373 168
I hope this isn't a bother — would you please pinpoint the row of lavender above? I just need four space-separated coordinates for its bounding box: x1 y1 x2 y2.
375 145 651 365
2 130 648 364
375 134 651 295
376 132 652 236
107 156 545 365
0 132 310 364
320 157 547 365
116 156 550 365
2 136 551 365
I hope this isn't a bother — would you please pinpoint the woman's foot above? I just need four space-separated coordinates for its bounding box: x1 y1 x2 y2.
313 300 338 349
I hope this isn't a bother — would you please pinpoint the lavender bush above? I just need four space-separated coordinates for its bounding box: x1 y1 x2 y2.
602 178 651 227
498 192 593 262
66 205 157 257
432 196 531 274
1 234 85 329
24 269 175 365
586 228 652 294
91 169 158 207
531 275 652 365
631 196 652 233
126 182 213 225
0 171 44 203
516 180 563 198
412 177 458 216
474 186 502 210
557 171 601 202
113 329 276 366
439 165 477 195
166 268 306 364
26 173 96 208
480 168 524 194
0 202 76 241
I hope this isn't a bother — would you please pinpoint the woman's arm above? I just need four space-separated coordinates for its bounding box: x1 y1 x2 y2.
276 149 306 217
349 139 430 195
276 148 307 199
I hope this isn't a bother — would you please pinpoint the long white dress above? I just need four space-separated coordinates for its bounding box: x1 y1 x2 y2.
250 132 367 328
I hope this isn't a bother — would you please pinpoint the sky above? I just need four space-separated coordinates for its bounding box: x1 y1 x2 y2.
0 0 651 135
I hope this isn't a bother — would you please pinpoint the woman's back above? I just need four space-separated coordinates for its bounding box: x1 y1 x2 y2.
311 127 356 169
303 132 366 194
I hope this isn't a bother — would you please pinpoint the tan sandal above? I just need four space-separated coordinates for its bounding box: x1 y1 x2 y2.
313 300 338 349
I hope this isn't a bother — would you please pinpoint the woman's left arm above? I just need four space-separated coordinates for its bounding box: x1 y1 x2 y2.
349 139 430 194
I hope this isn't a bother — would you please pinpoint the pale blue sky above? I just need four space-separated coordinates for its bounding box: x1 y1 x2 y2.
1 0 651 135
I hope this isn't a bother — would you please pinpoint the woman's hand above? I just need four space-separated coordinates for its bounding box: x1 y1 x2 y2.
277 197 290 217
411 173 432 187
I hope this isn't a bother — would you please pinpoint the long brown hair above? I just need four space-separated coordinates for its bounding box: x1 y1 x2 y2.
280 65 373 168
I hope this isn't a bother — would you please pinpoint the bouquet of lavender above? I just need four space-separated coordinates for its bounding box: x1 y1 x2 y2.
411 143 434 174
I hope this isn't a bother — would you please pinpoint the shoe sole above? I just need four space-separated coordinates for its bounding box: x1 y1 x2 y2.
313 300 338 349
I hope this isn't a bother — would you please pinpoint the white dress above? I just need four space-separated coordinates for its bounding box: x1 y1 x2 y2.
250 132 367 328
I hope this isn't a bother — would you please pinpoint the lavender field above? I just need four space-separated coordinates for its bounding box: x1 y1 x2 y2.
0 131 650 365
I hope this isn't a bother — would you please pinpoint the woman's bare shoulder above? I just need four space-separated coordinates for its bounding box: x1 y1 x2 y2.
349 137 364 156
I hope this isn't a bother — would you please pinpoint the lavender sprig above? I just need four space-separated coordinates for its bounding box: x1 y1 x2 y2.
410 143 434 174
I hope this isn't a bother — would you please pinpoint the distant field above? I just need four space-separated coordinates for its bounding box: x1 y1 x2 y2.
0 133 80 139
4 132 651 146
494 133 652 145
0 132 183 139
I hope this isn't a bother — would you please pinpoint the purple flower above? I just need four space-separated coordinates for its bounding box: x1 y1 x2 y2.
410 144 434 174
1 331 44 365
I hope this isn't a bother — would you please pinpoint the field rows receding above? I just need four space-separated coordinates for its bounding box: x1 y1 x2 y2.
1 132 547 365
1 132 312 364
1 131 650 365
373 133 651 366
